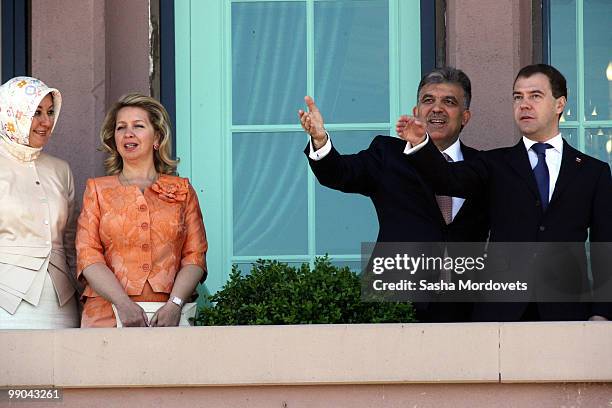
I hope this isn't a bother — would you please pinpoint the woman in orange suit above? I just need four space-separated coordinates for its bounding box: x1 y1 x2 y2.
76 94 207 327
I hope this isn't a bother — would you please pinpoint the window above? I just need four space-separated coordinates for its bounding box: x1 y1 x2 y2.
175 0 431 292
158 0 177 149
1 0 28 82
546 0 612 165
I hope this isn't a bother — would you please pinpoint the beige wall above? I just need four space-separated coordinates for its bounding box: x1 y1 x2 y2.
30 0 151 202
105 0 151 104
446 0 535 150
31 0 107 197
1 323 611 407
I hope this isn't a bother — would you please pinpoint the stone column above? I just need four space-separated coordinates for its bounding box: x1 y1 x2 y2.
445 0 535 150
30 0 151 202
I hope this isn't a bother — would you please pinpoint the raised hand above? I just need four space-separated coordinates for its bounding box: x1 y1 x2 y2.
396 114 427 146
298 96 327 149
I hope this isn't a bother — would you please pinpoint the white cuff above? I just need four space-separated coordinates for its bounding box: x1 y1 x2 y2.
403 134 430 155
308 132 332 161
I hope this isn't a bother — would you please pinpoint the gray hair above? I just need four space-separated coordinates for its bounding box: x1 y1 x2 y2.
417 67 472 109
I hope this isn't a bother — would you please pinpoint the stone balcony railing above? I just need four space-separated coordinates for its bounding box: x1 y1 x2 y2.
1 322 611 407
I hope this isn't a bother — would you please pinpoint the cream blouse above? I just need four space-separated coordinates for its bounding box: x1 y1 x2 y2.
0 143 79 314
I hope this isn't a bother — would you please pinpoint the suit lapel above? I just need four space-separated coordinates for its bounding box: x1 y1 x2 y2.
413 165 447 225
460 142 478 160
451 142 476 222
393 138 446 225
549 140 582 207
415 146 448 226
505 141 540 200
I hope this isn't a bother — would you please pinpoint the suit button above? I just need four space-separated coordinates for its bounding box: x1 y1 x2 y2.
535 200 541 207
539 225 546 232
142 243 150 251
141 222 149 230
139 204 147 211
142 264 150 271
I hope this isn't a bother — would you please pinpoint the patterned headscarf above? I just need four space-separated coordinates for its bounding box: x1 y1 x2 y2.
0 77 62 160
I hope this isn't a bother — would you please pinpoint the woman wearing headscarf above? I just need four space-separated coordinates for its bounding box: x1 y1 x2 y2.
76 94 207 328
0 76 80 329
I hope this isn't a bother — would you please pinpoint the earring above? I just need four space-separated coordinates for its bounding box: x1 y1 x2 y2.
153 143 160 150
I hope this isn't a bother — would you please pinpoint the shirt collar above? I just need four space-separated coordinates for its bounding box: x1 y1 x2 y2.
522 133 563 154
442 138 463 162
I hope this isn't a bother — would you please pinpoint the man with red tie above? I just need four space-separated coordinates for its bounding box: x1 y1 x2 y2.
299 67 490 322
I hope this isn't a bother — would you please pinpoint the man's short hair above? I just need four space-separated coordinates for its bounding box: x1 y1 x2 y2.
417 67 472 109
514 64 567 99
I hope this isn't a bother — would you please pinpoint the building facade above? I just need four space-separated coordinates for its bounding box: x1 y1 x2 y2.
2 0 610 294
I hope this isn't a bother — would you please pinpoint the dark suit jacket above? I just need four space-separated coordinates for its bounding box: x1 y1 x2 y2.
408 138 612 321
306 135 490 322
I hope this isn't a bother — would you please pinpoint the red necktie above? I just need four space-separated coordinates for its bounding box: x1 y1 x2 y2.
435 153 453 225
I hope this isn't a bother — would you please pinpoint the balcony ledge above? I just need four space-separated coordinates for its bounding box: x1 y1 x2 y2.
2 322 611 388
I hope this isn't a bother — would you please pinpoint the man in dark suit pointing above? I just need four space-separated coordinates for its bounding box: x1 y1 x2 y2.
398 64 612 321
298 67 489 322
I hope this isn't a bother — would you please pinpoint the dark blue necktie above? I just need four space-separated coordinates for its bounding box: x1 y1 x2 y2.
531 142 552 211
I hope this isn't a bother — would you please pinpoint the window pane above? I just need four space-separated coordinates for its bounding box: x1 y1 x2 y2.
314 0 389 124
560 127 579 150
550 0 577 122
584 0 612 121
232 2 307 125
233 132 308 255
585 127 612 165
315 131 378 254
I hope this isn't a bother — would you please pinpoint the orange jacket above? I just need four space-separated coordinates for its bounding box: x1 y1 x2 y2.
76 175 207 299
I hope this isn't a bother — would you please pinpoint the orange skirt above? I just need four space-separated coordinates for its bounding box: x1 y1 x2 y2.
81 281 169 328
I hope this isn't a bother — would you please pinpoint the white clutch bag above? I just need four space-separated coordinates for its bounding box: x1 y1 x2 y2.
112 302 197 327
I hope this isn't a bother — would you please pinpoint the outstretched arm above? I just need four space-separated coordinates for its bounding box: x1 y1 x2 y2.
396 115 487 199
299 96 382 195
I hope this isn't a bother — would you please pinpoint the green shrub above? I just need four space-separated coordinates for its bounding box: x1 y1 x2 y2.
194 257 415 325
